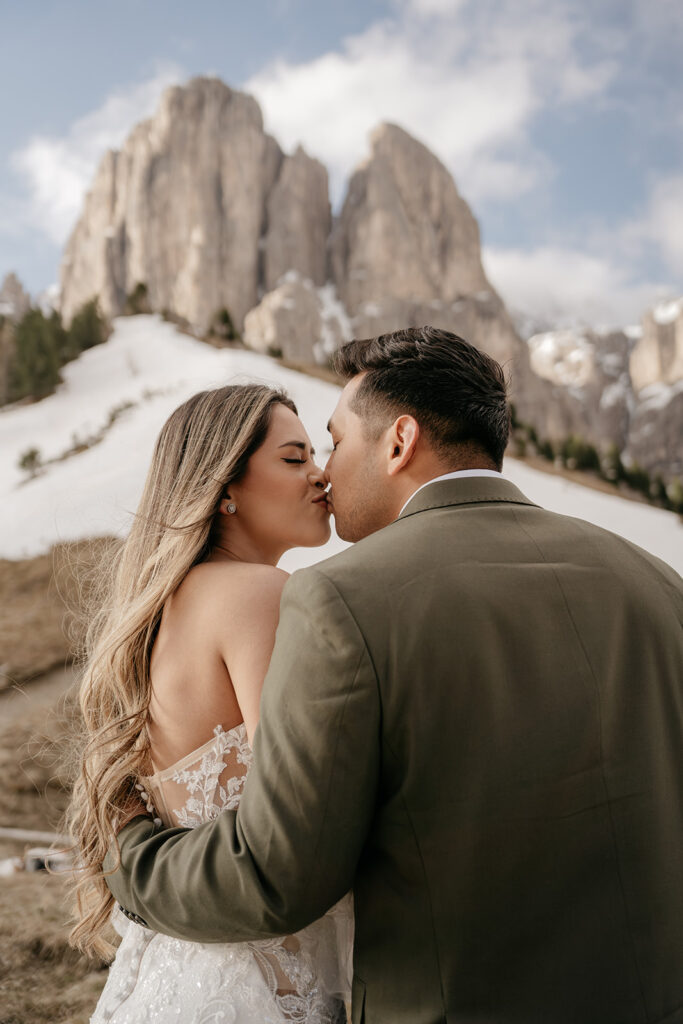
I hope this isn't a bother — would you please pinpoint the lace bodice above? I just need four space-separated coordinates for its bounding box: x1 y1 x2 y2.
140 723 252 828
93 722 353 1024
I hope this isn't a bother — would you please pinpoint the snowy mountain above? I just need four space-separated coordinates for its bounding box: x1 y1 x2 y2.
524 295 683 483
2 316 681 574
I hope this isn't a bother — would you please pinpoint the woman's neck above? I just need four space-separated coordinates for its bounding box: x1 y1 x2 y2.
208 530 284 567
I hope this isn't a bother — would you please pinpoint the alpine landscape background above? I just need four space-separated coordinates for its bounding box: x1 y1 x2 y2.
0 60 681 1024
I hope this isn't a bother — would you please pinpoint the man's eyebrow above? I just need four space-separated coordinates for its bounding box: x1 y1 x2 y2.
278 440 316 456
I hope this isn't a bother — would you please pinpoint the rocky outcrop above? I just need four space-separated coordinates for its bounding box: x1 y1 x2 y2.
626 381 683 480
629 300 683 393
525 328 633 452
524 309 683 482
0 273 31 320
263 147 330 292
60 78 327 333
329 123 551 425
243 273 349 364
331 124 488 314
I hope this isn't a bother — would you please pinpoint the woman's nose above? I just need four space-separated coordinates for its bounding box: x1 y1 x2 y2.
309 462 327 488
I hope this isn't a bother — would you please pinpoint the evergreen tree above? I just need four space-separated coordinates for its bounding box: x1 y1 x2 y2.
0 315 14 405
667 479 683 516
68 298 108 355
8 309 65 400
624 462 651 497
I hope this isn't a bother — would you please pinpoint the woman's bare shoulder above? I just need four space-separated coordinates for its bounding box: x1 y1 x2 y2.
178 561 289 618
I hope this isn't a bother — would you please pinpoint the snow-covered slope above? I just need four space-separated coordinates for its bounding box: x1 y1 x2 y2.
2 316 681 574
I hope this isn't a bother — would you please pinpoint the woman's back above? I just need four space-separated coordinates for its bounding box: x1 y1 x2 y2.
91 561 352 1024
147 560 288 768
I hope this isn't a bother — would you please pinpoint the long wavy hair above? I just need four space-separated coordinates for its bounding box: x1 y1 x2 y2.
65 383 297 958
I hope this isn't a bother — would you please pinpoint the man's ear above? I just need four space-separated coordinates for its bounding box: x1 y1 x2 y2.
386 415 420 477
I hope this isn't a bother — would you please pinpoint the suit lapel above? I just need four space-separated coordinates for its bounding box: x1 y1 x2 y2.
397 476 539 521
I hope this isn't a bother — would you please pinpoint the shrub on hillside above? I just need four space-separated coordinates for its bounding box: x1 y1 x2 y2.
124 282 151 315
207 306 240 342
559 435 601 472
18 446 42 479
602 443 625 483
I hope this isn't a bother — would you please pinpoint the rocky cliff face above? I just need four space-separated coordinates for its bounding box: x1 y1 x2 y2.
60 78 325 333
630 300 683 393
327 123 552 426
526 328 633 450
330 124 488 314
60 77 681 481
263 147 330 293
526 304 683 481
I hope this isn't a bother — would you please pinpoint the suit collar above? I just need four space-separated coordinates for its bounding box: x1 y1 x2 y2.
397 475 539 521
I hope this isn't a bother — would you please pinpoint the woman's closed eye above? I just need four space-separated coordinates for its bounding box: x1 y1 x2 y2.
282 457 306 464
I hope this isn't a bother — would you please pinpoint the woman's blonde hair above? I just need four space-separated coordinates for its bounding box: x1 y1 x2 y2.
65 383 296 957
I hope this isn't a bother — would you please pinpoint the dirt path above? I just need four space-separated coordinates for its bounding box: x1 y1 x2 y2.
0 662 79 727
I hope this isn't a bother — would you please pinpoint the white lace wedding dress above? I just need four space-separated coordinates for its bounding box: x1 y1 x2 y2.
91 723 353 1023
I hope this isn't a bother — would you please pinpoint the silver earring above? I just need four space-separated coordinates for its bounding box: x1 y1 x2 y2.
227 502 237 514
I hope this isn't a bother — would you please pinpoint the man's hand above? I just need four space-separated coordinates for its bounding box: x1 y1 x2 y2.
115 791 153 835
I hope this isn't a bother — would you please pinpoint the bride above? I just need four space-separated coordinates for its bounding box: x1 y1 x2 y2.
66 384 352 1023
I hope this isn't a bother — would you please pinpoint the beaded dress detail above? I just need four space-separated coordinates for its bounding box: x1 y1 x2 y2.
91 723 353 1024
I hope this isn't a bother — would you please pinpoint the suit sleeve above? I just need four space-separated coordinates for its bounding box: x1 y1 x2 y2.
104 567 380 941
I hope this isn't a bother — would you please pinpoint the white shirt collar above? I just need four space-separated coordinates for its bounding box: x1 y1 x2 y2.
398 469 503 517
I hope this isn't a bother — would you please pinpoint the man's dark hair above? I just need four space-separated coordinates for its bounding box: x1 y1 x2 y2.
332 326 510 469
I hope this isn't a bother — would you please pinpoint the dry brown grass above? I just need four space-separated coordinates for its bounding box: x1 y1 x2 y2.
0 537 126 1019
0 872 108 1023
0 685 77 837
0 680 110 1021
0 537 120 691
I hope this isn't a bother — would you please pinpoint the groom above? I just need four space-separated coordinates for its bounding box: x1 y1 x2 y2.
108 327 683 1023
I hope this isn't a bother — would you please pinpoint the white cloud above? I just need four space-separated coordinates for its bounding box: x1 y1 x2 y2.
483 166 683 331
639 174 683 277
246 0 616 208
10 63 184 245
400 0 468 16
483 244 673 331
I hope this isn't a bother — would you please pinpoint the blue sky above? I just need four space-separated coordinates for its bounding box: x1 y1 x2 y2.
1 0 682 328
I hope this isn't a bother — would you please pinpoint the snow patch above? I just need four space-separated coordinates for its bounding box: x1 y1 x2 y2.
653 298 683 325
636 378 683 413
360 301 383 317
598 352 626 377
527 330 595 388
599 380 627 410
1 315 680 574
315 283 352 362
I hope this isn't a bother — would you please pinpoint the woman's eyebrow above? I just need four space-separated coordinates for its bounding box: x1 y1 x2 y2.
278 440 316 456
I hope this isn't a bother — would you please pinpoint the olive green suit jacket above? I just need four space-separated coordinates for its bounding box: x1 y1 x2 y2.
107 477 683 1023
